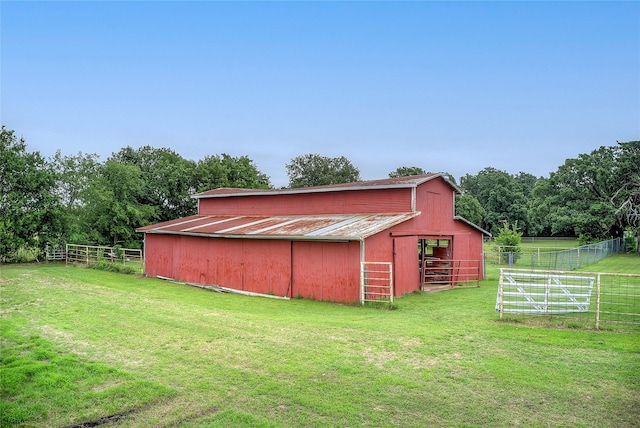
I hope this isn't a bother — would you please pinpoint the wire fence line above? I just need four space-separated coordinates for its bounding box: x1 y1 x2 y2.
496 268 640 330
484 238 624 271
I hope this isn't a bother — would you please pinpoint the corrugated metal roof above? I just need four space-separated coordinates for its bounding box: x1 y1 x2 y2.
137 212 420 241
195 173 461 199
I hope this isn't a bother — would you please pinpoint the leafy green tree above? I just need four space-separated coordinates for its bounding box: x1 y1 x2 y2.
83 160 156 247
0 126 63 259
111 146 200 221
612 141 640 230
528 177 554 236
286 154 360 188
389 166 427 178
455 194 486 226
530 142 638 240
196 153 271 192
50 150 101 244
459 168 536 235
494 221 522 264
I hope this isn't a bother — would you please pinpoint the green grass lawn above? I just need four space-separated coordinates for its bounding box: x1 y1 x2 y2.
485 237 579 253
519 237 580 249
578 253 640 274
1 259 639 427
484 237 626 271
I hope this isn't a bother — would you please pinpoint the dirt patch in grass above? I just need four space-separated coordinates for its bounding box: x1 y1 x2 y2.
62 409 136 428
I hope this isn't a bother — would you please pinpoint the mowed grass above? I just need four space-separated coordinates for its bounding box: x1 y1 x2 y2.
485 237 579 253
1 259 639 427
579 253 640 274
520 237 580 249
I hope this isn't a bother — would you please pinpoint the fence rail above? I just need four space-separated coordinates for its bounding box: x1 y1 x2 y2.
485 238 623 271
45 244 66 261
422 259 481 288
496 268 640 330
361 262 393 304
66 244 143 272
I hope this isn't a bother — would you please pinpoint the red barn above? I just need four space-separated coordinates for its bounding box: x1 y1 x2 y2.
137 174 490 303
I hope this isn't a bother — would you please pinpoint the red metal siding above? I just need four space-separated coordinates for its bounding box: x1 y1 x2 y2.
363 232 392 262
426 191 444 230
172 237 183 280
178 238 291 295
213 239 244 289
144 235 291 294
471 233 485 278
452 234 470 261
292 241 361 302
178 237 209 284
144 234 178 279
421 181 451 232
143 235 365 302
452 230 485 279
392 236 421 295
241 240 291 296
199 188 413 216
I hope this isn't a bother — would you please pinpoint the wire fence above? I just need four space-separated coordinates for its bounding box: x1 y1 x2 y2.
484 238 623 271
496 268 640 331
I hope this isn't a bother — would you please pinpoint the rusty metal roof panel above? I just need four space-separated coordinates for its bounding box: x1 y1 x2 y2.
324 213 418 237
256 217 343 236
165 216 240 232
137 212 419 240
136 215 204 231
192 216 266 234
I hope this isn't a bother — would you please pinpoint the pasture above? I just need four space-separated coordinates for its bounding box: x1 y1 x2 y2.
1 256 639 427
484 236 580 253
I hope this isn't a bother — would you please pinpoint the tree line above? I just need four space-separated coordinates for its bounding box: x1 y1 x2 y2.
456 142 639 242
1 125 638 260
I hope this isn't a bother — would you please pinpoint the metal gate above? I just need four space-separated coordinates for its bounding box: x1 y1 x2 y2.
361 262 393 304
66 244 143 271
496 268 640 329
496 270 595 315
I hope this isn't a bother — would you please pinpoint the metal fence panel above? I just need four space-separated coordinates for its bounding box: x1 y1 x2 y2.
485 238 623 271
361 262 393 304
65 244 143 272
496 268 640 330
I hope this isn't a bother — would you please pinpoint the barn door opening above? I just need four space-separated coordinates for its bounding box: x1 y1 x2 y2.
419 238 453 288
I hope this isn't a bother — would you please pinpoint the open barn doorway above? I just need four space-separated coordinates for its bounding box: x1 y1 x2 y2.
419 237 453 289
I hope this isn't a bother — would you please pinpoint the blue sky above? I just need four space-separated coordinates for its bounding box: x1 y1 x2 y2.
2 1 639 187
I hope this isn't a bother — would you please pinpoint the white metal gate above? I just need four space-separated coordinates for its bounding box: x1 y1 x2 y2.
361 262 393 304
496 269 595 315
496 268 640 329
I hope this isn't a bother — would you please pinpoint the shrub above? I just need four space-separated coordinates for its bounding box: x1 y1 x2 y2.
624 229 638 253
2 246 41 263
91 260 138 275
577 234 599 246
494 221 522 264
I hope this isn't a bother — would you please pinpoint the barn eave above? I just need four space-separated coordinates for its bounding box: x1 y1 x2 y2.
194 173 461 199
136 212 420 242
139 229 358 243
454 215 492 237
